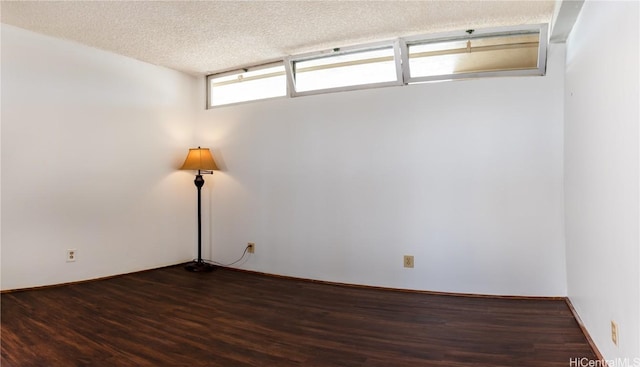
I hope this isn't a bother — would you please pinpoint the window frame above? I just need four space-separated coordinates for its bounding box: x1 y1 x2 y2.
284 39 404 98
206 24 549 109
400 23 548 84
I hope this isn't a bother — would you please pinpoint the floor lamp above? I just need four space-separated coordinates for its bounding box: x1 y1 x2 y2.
180 147 218 272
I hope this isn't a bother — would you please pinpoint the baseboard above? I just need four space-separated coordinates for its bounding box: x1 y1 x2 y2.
0 261 188 294
224 266 567 301
2 260 567 301
565 297 606 362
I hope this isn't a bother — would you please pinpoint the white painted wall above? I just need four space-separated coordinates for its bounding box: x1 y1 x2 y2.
197 44 567 296
564 0 640 361
1 25 200 290
0 22 571 299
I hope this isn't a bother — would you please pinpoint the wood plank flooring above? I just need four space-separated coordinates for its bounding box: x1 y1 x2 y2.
2 265 596 366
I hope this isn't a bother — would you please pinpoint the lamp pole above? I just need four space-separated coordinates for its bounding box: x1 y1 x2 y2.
195 170 204 264
185 170 215 272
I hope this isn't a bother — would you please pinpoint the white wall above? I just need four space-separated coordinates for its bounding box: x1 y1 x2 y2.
565 0 640 361
1 25 200 290
197 44 567 296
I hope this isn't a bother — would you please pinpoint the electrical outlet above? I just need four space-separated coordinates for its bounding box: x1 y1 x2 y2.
403 255 414 268
611 320 618 346
247 242 255 254
66 249 77 262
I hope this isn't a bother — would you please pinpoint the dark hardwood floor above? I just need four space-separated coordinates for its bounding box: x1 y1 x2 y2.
2 265 596 367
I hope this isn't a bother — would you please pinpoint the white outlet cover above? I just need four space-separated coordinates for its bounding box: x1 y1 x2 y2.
66 249 77 262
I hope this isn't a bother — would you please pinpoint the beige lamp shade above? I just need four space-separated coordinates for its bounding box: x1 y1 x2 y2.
180 147 219 171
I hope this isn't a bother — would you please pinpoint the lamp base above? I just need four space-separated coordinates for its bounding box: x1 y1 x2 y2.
184 261 217 272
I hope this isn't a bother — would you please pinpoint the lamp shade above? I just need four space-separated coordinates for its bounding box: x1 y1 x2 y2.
180 147 219 171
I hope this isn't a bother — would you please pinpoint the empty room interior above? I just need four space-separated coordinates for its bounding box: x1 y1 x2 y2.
1 0 639 366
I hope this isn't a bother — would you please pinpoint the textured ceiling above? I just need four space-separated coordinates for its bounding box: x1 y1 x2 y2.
0 1 555 76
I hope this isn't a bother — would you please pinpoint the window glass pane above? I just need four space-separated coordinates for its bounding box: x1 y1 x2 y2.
408 33 539 78
209 64 286 107
293 47 397 92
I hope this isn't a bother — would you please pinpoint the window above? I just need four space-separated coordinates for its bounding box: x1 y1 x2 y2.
206 24 548 108
403 24 547 83
207 63 286 107
287 42 402 95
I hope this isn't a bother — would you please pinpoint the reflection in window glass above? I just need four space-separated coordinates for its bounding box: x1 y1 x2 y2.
408 33 540 78
293 47 397 93
209 64 286 107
